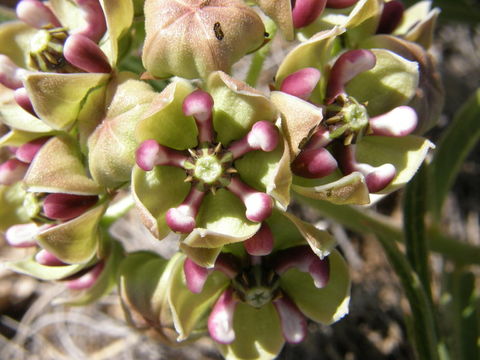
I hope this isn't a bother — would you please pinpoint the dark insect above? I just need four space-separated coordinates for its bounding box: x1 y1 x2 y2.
213 22 224 40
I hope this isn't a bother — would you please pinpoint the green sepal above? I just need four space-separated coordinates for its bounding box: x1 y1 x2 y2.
292 172 370 205
131 165 190 239
24 73 110 131
280 249 350 324
168 254 229 340
0 21 36 68
88 72 155 188
118 251 181 344
254 0 294 40
4 255 88 281
207 71 278 145
24 136 102 195
218 302 284 360
135 79 198 150
36 202 107 264
345 48 419 117
98 0 134 66
53 240 124 306
179 244 223 269
0 183 30 231
356 135 434 194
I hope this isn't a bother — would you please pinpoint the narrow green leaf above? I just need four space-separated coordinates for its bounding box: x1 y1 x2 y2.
403 165 432 301
376 235 439 360
429 89 480 218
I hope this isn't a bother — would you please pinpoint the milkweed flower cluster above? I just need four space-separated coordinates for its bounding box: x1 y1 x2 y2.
0 0 442 359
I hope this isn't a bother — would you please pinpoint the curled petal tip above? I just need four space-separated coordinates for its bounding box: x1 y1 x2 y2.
43 193 98 221
66 262 104 290
292 0 327 28
369 106 417 137
208 289 237 344
247 121 279 153
273 295 308 344
0 158 29 185
327 49 376 104
136 140 187 170
182 90 214 120
243 222 274 256
16 0 61 29
364 163 396 193
5 223 39 248
280 67 321 100
165 188 205 233
35 249 66 266
244 192 273 223
72 0 107 42
292 147 338 179
64 34 111 73
184 258 210 293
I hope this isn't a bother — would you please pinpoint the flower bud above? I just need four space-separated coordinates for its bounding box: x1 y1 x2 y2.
142 0 266 79
292 0 327 29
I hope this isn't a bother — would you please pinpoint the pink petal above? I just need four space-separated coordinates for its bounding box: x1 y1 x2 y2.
184 257 210 293
64 34 112 73
0 158 29 185
16 0 61 28
136 139 188 171
208 288 237 344
66 261 104 290
5 223 39 248
292 147 338 178
16 137 49 163
369 106 417 137
0 55 28 90
43 193 98 221
243 222 274 256
182 90 215 143
165 187 205 233
35 249 67 266
72 0 107 42
227 177 273 223
273 295 308 344
377 0 405 34
280 67 321 100
292 0 327 28
228 121 279 159
326 0 359 9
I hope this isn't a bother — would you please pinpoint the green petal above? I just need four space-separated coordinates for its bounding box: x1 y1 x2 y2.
0 21 35 68
275 27 344 101
281 211 337 258
292 172 370 205
135 80 198 150
0 183 30 231
119 251 180 343
270 91 323 158
24 73 110 131
36 202 107 264
98 0 134 65
280 249 350 324
195 189 261 241
168 255 229 340
356 135 434 194
234 139 291 209
179 244 223 269
5 256 88 281
88 73 155 188
345 49 419 116
207 72 278 145
24 136 102 195
218 303 284 360
131 165 190 239
54 240 124 306
0 90 52 133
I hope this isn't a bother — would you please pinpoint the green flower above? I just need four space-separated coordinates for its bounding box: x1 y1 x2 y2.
133 72 292 266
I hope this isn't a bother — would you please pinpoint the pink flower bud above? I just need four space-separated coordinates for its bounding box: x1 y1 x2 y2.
42 193 98 221
243 222 274 256
64 34 112 73
326 49 376 104
165 187 205 233
0 55 28 90
136 139 188 171
326 0 359 9
292 0 327 28
208 288 237 344
35 249 67 266
228 121 279 159
66 261 104 290
369 106 417 137
5 223 39 248
16 137 49 164
16 0 61 29
14 87 35 115
182 90 215 143
274 245 330 288
377 0 405 34
292 147 338 179
227 177 273 223
72 0 107 42
273 295 308 344
0 158 29 185
280 67 321 100
184 257 210 293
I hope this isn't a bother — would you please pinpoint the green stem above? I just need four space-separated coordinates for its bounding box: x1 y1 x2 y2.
100 194 135 228
295 195 480 265
245 18 277 87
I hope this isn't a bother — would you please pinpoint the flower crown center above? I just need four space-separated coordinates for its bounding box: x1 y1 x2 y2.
28 26 69 72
